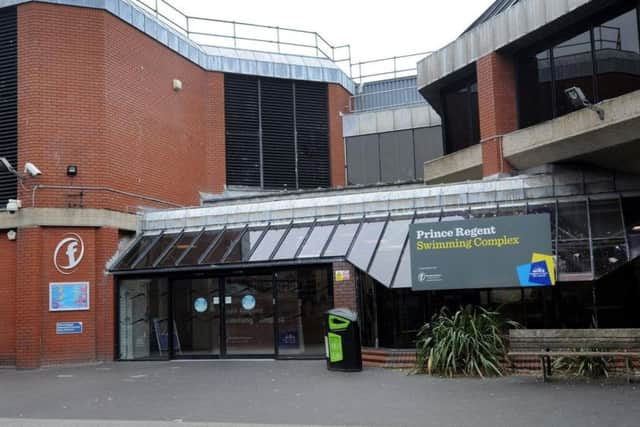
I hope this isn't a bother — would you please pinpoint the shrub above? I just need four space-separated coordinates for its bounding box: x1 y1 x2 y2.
552 350 610 378
413 305 518 378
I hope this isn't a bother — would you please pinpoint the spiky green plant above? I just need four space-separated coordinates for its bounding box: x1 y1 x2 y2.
552 350 610 378
413 305 518 378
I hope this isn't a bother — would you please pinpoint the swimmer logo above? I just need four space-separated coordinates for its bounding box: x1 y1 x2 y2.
54 233 85 275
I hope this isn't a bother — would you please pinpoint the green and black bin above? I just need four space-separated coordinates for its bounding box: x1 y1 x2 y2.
325 308 362 372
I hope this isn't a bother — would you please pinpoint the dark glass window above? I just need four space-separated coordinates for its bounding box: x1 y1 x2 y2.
622 196 640 259
134 233 180 269
203 229 245 264
347 221 386 271
528 202 557 242
250 228 287 262
157 231 202 267
225 229 264 263
117 234 160 270
517 5 640 127
589 198 624 238
442 77 480 154
592 239 628 276
273 226 310 260
178 229 222 266
324 223 359 257
595 8 640 102
557 240 591 274
298 224 335 258
558 201 589 240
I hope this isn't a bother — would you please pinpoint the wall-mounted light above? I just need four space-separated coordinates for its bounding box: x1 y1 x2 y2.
67 165 78 177
172 79 183 91
564 86 605 120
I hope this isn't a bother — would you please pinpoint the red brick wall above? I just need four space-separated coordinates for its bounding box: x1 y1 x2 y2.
328 84 351 187
0 234 17 366
476 52 517 176
17 3 226 211
333 262 357 312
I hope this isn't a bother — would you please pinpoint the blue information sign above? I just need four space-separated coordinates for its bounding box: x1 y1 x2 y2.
49 282 90 311
56 322 83 335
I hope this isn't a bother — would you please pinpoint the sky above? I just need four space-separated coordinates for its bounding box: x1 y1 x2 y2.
140 0 495 74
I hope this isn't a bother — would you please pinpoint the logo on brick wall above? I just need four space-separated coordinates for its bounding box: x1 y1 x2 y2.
54 233 85 275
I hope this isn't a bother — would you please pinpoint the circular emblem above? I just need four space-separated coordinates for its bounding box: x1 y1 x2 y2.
194 297 208 313
242 294 256 311
53 233 85 275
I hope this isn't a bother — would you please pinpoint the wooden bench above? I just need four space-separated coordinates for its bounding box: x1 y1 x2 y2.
508 329 640 382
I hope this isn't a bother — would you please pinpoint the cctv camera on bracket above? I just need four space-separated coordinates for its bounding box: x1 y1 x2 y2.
0 157 43 180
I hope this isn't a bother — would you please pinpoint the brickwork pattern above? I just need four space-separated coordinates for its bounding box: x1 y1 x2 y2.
0 235 17 366
332 262 357 311
476 52 517 176
328 84 350 187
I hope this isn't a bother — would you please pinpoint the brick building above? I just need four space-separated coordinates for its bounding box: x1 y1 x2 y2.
2 0 640 367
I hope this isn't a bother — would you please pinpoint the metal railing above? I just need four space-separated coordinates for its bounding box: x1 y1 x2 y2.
131 0 351 65
350 52 432 84
350 86 426 113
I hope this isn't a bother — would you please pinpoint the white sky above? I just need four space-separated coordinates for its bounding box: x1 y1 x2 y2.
149 0 495 69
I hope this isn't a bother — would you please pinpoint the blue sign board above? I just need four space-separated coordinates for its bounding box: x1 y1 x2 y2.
56 322 83 335
49 282 90 311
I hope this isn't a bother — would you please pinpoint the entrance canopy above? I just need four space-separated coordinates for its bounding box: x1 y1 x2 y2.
111 165 640 287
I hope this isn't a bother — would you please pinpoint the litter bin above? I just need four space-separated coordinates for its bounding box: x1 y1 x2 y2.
325 308 362 372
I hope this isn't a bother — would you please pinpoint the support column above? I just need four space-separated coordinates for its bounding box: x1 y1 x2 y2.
328 84 351 188
332 262 357 312
476 52 518 177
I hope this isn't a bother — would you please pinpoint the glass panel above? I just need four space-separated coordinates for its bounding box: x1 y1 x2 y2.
346 135 381 185
277 268 332 356
116 235 158 270
323 223 359 257
298 224 335 258
441 209 468 222
469 206 497 218
592 239 628 276
172 278 220 356
250 228 286 261
380 130 415 183
595 8 640 102
157 231 201 267
225 229 265 263
622 196 640 259
347 221 386 271
589 199 624 238
558 201 589 239
178 229 222 266
553 30 595 117
134 233 180 269
369 219 412 286
203 228 245 264
225 275 274 355
517 49 554 127
118 277 169 360
557 240 592 273
414 213 441 223
273 226 310 260
443 79 479 154
528 202 557 241
497 204 526 216
392 244 411 288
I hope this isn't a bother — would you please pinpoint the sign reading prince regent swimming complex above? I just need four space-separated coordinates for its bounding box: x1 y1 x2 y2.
410 214 555 290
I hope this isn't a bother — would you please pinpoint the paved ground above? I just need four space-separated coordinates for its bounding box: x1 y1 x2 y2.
0 360 639 427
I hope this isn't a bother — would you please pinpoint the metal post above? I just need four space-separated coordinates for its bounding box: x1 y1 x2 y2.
315 33 319 57
233 21 237 48
154 0 159 18
393 56 397 78
276 27 281 53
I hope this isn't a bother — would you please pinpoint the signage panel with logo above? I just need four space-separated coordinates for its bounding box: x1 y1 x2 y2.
410 214 554 290
53 233 85 275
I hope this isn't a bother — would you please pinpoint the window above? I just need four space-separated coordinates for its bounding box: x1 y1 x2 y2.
442 77 479 154
517 5 640 127
225 75 329 190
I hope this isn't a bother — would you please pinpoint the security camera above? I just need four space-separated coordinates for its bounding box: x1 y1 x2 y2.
6 230 16 241
6 199 22 214
24 162 42 177
564 86 604 120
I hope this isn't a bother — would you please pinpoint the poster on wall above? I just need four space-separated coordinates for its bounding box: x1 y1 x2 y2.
410 214 555 291
49 282 90 311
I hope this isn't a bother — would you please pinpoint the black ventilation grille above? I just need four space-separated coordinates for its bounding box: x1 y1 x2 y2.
0 7 17 207
225 74 260 187
224 74 329 190
261 78 295 190
295 81 329 189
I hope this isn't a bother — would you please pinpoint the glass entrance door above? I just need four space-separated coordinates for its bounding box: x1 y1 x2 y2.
172 278 221 357
224 275 275 356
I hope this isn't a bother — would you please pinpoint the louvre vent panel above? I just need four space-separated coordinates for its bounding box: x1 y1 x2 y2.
225 74 261 187
295 82 329 189
223 74 329 190
0 7 17 207
261 78 296 190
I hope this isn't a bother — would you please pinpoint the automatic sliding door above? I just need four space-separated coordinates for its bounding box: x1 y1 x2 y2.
172 278 221 357
224 275 275 356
